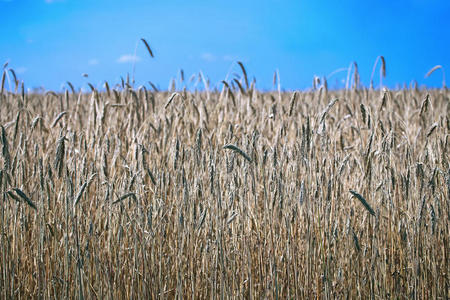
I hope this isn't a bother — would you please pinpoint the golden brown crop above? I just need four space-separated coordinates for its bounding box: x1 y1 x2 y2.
0 80 448 298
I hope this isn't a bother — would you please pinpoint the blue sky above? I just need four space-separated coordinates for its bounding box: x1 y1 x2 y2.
1 0 449 91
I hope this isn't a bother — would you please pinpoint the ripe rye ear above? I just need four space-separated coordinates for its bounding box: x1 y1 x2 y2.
66 81 75 94
1 125 11 170
223 144 252 163
73 173 97 208
12 188 37 210
349 190 375 216
141 38 154 58
54 135 66 178
237 61 249 90
425 65 446 87
370 55 387 88
51 112 67 128
165 92 181 109
319 98 339 124
425 65 443 78
289 91 298 116
1 70 5 96
380 56 386 78
426 122 438 138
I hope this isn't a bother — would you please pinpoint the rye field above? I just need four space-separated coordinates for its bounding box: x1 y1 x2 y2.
0 68 448 298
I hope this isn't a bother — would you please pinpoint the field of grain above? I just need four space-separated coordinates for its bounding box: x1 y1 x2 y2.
0 71 448 298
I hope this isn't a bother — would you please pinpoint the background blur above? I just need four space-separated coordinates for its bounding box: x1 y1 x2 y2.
1 0 449 91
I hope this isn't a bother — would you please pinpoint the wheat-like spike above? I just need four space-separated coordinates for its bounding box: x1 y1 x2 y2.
13 111 20 144
370 55 387 88
353 62 360 88
148 81 159 92
165 92 180 109
419 94 430 117
141 38 154 58
289 91 298 116
73 182 87 208
352 228 360 252
349 190 375 216
180 69 184 82
425 65 446 87
221 80 230 90
233 78 246 95
66 81 75 94
0 70 5 96
1 125 11 170
63 89 69 109
220 81 236 107
112 192 137 205
320 98 339 124
73 173 97 208
360 103 367 124
12 188 37 210
237 61 249 90
104 81 111 97
51 112 67 128
140 145 157 185
87 83 95 92
54 136 66 178
223 144 252 163
426 122 438 138
9 68 17 88
380 56 386 77
425 65 442 78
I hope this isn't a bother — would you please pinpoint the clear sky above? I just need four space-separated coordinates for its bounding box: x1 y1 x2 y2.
1 0 449 91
